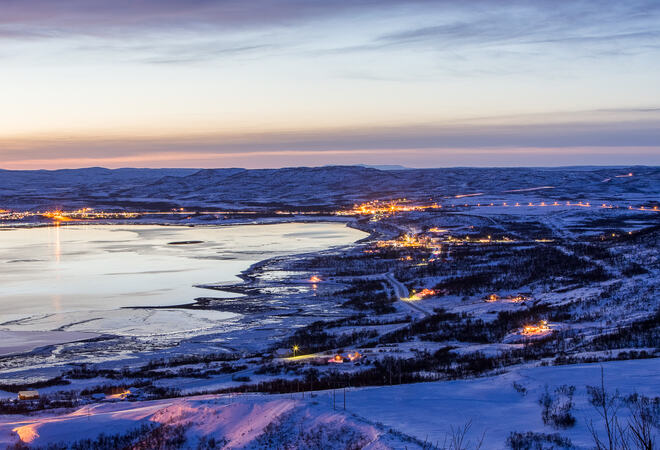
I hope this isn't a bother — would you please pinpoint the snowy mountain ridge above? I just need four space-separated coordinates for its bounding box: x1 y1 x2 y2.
0 165 657 210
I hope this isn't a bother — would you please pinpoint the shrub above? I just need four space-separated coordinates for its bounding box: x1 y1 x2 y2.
538 385 576 429
506 431 574 449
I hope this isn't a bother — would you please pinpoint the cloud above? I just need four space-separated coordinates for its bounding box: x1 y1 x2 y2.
0 1 425 38
349 1 660 58
2 108 659 165
2 0 659 66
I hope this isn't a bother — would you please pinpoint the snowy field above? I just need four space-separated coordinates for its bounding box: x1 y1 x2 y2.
344 358 660 449
0 166 657 448
1 358 657 449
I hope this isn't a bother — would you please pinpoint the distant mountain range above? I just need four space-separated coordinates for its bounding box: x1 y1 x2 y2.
0 166 658 210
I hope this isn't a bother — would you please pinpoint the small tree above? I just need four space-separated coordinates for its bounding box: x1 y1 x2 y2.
622 394 658 450
538 384 576 428
586 366 658 450
586 367 623 450
444 420 485 450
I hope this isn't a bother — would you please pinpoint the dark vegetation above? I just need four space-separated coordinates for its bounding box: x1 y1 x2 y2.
278 320 379 354
0 384 182 414
538 384 576 429
64 361 248 381
0 377 70 393
255 411 368 449
375 305 562 345
584 309 660 351
337 279 396 314
429 245 609 295
224 339 571 395
506 431 574 449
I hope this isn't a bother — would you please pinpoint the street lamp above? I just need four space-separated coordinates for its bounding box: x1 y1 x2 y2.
293 345 299 357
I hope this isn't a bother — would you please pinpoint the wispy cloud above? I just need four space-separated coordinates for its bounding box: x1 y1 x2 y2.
2 108 659 164
0 1 424 38
312 1 652 63
2 0 659 66
2 0 659 168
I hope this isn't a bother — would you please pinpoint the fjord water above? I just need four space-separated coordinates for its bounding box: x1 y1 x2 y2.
0 223 365 327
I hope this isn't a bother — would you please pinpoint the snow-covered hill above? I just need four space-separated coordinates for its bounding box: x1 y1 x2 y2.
0 165 657 210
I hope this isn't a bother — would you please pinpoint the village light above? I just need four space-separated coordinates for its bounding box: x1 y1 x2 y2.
408 288 436 301
486 293 499 303
522 320 550 336
292 345 299 357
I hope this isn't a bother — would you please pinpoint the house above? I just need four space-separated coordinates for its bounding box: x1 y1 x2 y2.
18 390 39 400
485 293 499 302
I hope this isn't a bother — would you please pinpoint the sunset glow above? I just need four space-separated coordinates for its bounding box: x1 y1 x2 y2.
1 1 659 168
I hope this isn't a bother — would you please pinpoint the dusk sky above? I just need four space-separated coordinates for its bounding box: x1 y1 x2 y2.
2 0 660 169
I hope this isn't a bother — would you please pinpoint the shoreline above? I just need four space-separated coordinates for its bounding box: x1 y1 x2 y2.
0 214 353 230
125 221 377 312
0 219 373 363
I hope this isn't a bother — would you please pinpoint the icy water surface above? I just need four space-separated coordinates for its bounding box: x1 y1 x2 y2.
0 223 365 335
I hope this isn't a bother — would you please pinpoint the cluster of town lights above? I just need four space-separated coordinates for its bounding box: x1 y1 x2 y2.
4 208 142 222
337 199 659 218
329 351 362 363
337 200 439 217
377 233 434 249
521 320 551 336
485 294 528 303
407 288 436 301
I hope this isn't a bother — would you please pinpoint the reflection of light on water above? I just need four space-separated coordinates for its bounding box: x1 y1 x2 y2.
51 294 62 314
54 223 61 263
52 225 62 313
48 222 62 263
8 224 365 330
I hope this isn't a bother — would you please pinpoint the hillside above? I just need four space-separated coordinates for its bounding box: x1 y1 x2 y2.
0 166 658 210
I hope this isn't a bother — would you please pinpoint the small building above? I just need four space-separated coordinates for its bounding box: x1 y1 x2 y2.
485 293 499 303
18 390 39 401
329 354 345 364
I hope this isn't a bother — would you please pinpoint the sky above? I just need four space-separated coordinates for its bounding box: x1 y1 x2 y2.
1 0 660 169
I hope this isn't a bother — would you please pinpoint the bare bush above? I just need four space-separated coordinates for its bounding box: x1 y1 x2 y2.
442 420 485 450
587 367 659 450
506 431 574 449
538 384 576 429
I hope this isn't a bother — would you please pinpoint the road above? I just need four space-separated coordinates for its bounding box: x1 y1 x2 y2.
383 273 431 317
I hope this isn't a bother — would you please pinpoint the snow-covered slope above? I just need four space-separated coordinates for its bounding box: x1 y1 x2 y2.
2 359 657 449
1 166 657 210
